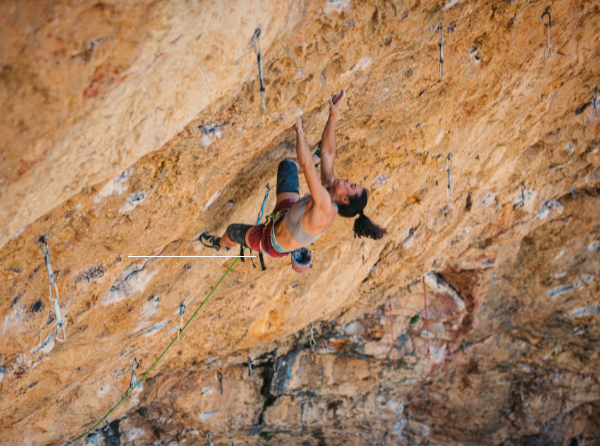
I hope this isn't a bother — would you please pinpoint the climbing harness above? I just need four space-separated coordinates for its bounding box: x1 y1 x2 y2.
437 22 444 77
251 28 267 112
360 241 368 273
67 257 241 445
241 183 271 271
446 153 453 198
422 277 431 356
178 302 186 341
217 371 224 395
125 357 140 397
39 236 66 342
389 298 397 368
542 7 552 59
309 323 317 362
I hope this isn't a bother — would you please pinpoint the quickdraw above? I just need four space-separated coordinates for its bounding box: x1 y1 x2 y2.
39 236 66 342
515 181 525 209
360 241 368 274
446 153 453 198
95 421 110 433
309 323 317 362
206 432 212 446
248 355 254 390
242 183 271 271
252 28 267 112
520 376 525 403
217 371 223 395
389 298 397 368
281 360 290 380
178 302 186 341
422 277 431 356
125 357 140 397
542 7 552 59
437 22 444 77
594 86 598 118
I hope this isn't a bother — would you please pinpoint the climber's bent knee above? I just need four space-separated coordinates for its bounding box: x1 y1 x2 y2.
226 224 253 248
276 159 300 195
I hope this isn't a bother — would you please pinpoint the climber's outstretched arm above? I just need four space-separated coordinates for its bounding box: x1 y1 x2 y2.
286 152 321 174
320 89 345 189
293 117 331 210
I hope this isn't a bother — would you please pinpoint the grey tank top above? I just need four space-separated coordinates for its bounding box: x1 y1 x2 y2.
283 196 338 246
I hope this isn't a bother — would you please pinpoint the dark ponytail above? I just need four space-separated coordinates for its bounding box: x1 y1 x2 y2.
337 190 386 240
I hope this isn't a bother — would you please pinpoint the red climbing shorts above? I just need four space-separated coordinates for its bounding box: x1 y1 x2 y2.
247 199 297 258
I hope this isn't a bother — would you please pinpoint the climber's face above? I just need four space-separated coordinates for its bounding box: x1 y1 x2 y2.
332 178 364 205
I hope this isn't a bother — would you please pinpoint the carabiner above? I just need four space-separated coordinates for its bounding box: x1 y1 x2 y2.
251 28 261 55
541 6 552 27
53 297 67 342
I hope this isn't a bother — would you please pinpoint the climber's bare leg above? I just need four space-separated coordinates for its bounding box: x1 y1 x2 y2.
218 232 236 249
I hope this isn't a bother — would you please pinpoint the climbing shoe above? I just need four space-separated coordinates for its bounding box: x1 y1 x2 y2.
199 233 231 251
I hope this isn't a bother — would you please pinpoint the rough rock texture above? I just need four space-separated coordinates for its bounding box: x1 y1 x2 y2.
1 0 600 445
0 0 296 248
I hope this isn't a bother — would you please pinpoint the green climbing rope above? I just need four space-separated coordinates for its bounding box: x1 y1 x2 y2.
67 256 241 445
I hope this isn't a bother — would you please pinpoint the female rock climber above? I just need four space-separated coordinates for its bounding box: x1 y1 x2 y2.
200 89 386 265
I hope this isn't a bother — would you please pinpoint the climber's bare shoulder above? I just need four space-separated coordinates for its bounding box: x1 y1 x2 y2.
302 198 337 234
